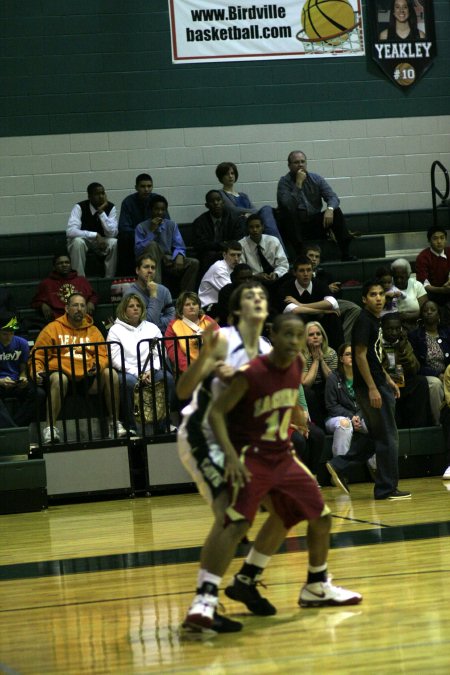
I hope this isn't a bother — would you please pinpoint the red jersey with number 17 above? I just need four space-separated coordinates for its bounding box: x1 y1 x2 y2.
227 354 303 453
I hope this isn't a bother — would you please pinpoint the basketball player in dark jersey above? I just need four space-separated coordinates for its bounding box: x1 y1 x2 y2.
183 314 362 633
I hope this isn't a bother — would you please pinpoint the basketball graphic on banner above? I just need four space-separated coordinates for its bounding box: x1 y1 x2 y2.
302 0 356 44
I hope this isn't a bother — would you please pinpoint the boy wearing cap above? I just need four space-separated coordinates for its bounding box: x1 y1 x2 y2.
0 313 39 428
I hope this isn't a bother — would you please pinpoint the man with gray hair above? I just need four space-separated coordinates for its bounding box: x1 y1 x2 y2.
391 257 428 329
277 150 355 262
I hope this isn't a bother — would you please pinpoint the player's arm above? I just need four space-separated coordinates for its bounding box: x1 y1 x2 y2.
175 327 224 399
209 374 252 486
290 404 309 436
354 343 381 409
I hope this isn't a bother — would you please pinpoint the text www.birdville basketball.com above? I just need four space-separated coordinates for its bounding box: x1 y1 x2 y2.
186 3 292 41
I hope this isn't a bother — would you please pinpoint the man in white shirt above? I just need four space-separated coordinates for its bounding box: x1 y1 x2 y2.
239 215 289 283
198 241 242 309
66 182 118 278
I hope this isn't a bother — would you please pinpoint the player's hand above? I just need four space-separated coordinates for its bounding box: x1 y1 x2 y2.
296 422 309 438
202 326 224 359
0 377 15 389
16 376 28 389
369 385 382 408
216 363 235 382
224 452 251 487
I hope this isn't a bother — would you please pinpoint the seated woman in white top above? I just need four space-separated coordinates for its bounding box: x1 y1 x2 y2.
391 257 428 330
107 293 174 433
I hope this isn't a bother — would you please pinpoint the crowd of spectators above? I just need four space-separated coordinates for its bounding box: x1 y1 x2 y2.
1 152 450 481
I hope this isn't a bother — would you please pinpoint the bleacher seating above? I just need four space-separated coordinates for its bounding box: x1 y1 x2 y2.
1 204 449 499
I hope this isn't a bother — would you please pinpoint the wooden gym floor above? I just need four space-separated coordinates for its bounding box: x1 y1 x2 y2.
1 476 450 674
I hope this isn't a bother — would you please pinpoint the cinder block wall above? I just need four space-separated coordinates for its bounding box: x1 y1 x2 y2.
1 1 449 233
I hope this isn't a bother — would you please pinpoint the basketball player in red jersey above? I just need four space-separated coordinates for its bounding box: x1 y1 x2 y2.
183 314 362 633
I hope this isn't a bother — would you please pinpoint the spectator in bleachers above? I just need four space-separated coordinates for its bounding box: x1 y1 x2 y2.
165 292 219 374
381 313 431 429
29 293 126 444
415 227 450 323
107 293 174 435
305 244 340 293
324 343 374 491
118 173 167 276
135 196 199 294
305 243 361 343
215 161 284 243
300 320 338 430
198 240 243 311
0 312 40 429
31 254 98 322
67 182 118 278
239 214 289 285
391 257 428 330
276 255 344 350
333 280 411 500
216 263 253 326
408 300 450 425
277 150 356 261
192 190 243 274
238 213 289 315
376 265 405 316
130 255 175 332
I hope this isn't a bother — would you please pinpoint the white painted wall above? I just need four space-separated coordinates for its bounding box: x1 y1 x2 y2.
0 115 449 234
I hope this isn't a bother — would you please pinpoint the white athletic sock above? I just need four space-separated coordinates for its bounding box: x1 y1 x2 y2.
246 548 271 569
203 571 222 590
197 569 207 590
308 563 327 574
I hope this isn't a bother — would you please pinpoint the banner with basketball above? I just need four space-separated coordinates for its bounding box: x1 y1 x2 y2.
169 0 365 63
368 1 437 88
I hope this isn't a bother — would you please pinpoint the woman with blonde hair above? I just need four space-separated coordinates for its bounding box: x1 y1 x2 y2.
165 291 219 374
300 320 338 429
107 293 174 433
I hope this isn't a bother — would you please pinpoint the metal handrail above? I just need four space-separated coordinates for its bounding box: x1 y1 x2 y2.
431 160 449 226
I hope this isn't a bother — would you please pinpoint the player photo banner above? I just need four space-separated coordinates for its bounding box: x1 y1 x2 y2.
368 1 436 88
168 0 365 63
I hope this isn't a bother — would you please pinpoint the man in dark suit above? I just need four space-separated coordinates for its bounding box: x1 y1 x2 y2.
192 190 243 274
276 255 344 350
